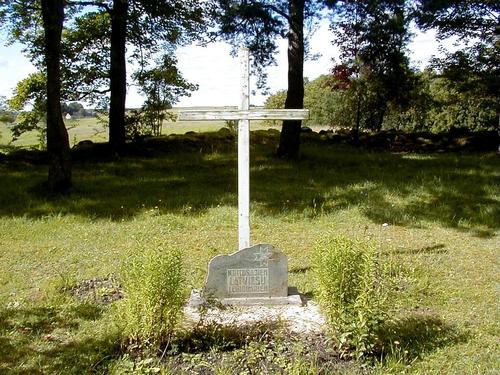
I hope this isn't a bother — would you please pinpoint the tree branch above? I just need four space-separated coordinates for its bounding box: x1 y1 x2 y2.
260 3 290 22
74 88 110 101
12 0 41 11
66 0 110 12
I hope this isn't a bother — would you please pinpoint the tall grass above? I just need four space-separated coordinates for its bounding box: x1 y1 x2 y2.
314 235 388 358
117 243 185 346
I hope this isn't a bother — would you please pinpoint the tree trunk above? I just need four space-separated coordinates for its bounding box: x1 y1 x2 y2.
374 95 386 131
354 91 361 144
41 0 72 193
109 0 128 152
277 0 304 159
376 106 386 132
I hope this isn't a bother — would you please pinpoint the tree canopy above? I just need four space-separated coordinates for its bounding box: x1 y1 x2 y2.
416 0 499 118
1 0 208 150
327 0 414 136
215 0 326 158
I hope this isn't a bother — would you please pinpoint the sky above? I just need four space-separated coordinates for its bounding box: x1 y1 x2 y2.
0 20 442 109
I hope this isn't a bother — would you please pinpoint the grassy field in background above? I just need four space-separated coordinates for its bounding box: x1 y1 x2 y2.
0 108 294 150
0 129 498 373
0 115 229 149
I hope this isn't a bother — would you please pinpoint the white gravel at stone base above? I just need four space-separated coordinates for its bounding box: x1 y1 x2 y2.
184 301 326 334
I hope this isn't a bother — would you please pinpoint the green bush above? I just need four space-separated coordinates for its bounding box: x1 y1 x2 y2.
314 235 388 358
118 244 185 346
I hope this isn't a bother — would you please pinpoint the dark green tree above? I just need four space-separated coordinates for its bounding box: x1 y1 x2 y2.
215 0 325 159
42 0 72 192
265 75 342 128
60 9 112 107
65 102 84 116
416 0 499 123
421 70 496 132
1 0 71 192
133 55 197 137
266 68 497 132
327 0 413 137
2 1 206 152
62 0 206 152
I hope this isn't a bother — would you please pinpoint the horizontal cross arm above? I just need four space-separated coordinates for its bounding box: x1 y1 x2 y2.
177 109 309 121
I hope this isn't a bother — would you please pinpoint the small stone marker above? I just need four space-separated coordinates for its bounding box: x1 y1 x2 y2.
201 244 300 305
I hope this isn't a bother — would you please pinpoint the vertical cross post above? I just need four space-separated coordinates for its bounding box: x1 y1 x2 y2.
238 48 250 250
177 48 308 251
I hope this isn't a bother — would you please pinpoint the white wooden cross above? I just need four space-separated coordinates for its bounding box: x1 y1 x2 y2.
178 48 309 250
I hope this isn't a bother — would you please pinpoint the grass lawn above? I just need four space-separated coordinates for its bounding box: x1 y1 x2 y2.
0 130 498 374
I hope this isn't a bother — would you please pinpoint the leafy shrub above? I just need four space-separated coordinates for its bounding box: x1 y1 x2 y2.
125 108 175 140
117 244 185 346
313 235 388 358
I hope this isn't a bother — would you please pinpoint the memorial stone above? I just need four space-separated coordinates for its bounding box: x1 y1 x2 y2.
201 244 300 305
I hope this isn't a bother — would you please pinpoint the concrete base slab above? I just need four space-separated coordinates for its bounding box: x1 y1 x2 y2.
188 287 303 308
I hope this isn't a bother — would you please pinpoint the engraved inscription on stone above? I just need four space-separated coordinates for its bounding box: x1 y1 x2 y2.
205 244 288 300
227 268 269 294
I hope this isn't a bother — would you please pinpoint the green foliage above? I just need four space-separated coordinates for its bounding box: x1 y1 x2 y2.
416 0 499 132
328 0 413 132
7 72 46 112
124 108 175 140
266 69 497 132
7 72 47 145
117 243 185 346
1 0 208 146
0 0 44 54
425 75 497 131
314 235 388 358
263 89 286 126
124 110 144 140
265 76 343 127
0 96 16 124
261 1 497 134
61 10 111 105
133 54 196 138
416 0 497 40
61 102 91 118
304 75 344 127
384 70 497 132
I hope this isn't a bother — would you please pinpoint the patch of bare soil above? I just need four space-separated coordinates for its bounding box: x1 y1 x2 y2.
67 276 122 305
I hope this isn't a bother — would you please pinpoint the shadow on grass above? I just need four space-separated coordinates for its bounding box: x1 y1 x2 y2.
0 304 120 374
0 133 498 233
159 321 347 374
389 244 447 255
377 313 468 362
289 266 311 274
172 320 284 354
